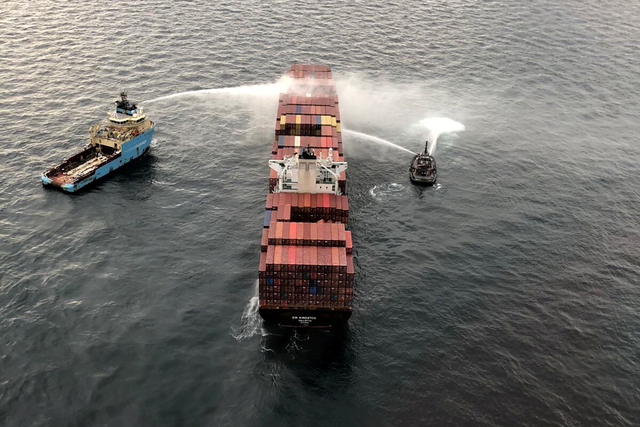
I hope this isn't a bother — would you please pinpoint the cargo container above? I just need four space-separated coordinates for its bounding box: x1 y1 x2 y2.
258 64 354 328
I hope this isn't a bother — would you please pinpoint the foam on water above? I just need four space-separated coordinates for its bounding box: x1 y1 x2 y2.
369 183 406 200
231 280 263 341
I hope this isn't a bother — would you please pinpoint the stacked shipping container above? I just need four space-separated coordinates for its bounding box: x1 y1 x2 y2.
258 64 354 327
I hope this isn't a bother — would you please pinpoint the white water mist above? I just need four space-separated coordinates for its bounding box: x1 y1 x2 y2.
143 76 294 104
343 129 415 155
419 117 465 155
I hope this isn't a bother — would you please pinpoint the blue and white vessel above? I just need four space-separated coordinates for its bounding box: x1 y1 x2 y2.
41 92 155 192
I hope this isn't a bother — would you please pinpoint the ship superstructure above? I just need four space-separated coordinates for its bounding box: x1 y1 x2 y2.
41 92 155 192
268 146 347 194
258 65 355 328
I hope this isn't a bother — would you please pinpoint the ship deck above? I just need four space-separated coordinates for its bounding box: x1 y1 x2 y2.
45 145 119 184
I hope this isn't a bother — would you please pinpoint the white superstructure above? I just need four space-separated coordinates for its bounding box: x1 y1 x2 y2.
268 147 347 195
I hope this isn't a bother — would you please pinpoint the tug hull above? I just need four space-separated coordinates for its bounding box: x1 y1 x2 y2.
409 153 437 186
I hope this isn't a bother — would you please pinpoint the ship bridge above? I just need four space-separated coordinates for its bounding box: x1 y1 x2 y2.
109 92 147 125
268 147 347 195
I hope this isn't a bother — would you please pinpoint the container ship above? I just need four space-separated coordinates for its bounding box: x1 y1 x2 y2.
258 64 354 328
41 92 155 192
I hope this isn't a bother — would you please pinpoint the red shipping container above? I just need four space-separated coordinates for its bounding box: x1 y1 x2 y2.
267 245 275 265
325 223 333 246
288 222 296 245
303 245 310 267
274 245 282 267
324 224 331 246
312 245 318 269
281 221 288 244
259 251 267 272
268 223 276 242
288 245 296 266
276 222 284 245
331 247 339 270
297 223 304 245
310 222 318 245
325 247 333 268
341 195 349 212
315 222 323 246
339 246 347 268
296 246 303 270
303 222 311 242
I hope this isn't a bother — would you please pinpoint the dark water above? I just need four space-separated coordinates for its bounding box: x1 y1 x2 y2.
2 1 640 426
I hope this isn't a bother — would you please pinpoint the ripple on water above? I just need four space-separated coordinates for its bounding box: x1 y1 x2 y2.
369 183 406 200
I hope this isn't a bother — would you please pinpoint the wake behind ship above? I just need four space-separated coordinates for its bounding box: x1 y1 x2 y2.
41 93 155 192
258 64 355 328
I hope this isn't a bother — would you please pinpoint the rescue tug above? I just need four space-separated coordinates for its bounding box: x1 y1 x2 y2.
409 141 437 185
41 92 155 192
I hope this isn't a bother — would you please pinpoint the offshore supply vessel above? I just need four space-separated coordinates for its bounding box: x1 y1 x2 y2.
41 93 155 192
258 64 354 328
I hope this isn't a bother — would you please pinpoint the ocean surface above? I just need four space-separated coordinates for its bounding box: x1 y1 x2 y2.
1 1 639 426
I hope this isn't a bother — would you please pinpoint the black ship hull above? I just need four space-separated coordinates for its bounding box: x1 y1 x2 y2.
259 307 352 328
409 171 437 185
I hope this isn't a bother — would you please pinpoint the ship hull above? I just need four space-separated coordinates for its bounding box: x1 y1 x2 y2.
409 171 437 185
258 65 354 329
42 126 154 193
259 307 352 328
409 153 437 185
